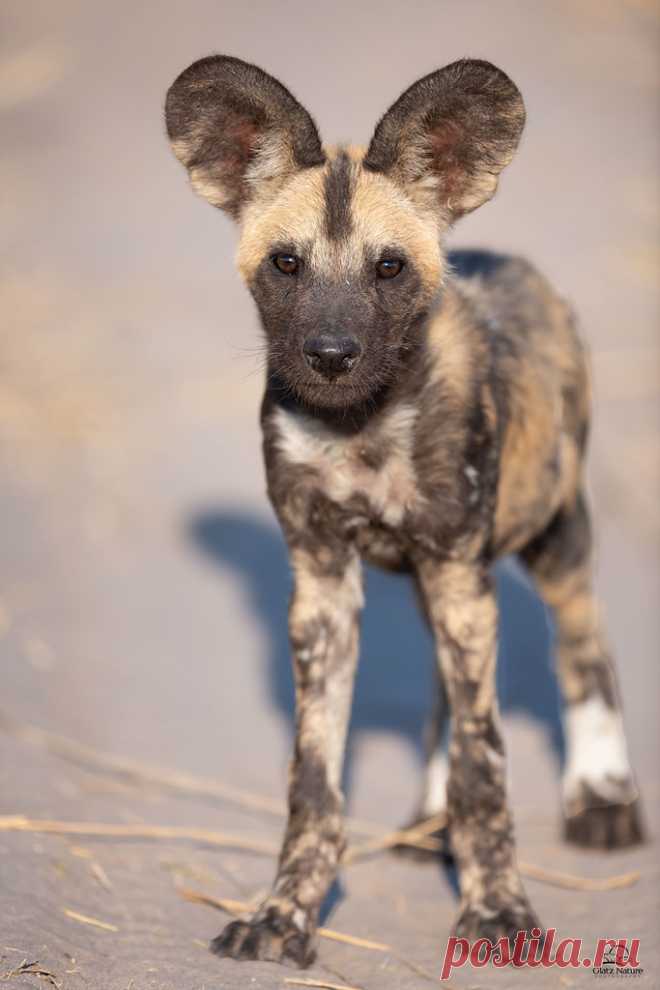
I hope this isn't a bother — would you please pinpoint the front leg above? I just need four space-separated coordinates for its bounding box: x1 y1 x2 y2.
416 558 540 942
212 546 363 967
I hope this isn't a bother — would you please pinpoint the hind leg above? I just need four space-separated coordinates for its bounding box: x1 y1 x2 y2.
418 671 451 823
394 576 451 860
394 666 451 859
520 492 644 849
415 575 450 828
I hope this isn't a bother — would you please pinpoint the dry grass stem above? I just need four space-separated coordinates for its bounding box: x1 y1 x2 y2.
179 889 254 917
518 860 641 892
9 709 636 896
1 813 640 893
316 929 391 952
344 818 641 890
0 959 61 987
89 860 113 890
178 888 392 951
62 909 118 932
342 813 447 863
0 815 279 855
0 712 380 836
285 979 363 990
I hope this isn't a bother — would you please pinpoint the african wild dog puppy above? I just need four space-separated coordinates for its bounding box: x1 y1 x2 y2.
165 55 644 966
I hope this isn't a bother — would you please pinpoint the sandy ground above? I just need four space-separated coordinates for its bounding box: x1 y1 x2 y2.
1 1 659 987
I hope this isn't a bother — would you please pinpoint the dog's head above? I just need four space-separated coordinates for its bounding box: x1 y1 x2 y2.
166 56 524 409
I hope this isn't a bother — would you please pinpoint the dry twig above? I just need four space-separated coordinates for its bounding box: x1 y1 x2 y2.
285 979 362 990
518 860 641 892
89 860 113 891
178 889 391 950
62 909 118 932
342 813 447 863
0 813 641 892
344 818 641 890
4 713 641 895
0 712 379 836
0 815 278 855
0 959 61 987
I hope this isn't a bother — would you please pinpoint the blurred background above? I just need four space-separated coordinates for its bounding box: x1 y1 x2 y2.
1 2 658 988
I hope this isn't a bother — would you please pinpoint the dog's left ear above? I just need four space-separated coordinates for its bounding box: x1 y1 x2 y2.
364 59 525 221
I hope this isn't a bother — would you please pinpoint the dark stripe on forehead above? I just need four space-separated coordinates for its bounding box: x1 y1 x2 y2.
324 150 354 240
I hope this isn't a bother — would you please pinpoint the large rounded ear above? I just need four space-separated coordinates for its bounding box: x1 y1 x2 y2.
364 59 525 221
165 55 325 219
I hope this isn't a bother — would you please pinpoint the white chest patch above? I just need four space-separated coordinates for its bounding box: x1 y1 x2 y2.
273 404 420 527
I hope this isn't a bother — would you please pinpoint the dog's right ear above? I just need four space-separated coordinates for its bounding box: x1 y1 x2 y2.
165 55 325 219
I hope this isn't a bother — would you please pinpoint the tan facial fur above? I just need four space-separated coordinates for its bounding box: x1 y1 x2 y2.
236 148 444 292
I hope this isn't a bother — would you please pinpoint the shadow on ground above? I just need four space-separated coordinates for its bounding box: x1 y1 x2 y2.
188 506 564 787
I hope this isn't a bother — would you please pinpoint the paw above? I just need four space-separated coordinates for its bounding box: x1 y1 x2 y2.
454 894 541 944
210 906 316 968
391 814 452 862
564 795 644 850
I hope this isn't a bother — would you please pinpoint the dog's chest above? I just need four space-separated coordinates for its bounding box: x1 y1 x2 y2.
273 405 421 529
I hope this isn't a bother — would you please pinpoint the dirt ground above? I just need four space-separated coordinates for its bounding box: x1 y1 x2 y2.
1 1 659 988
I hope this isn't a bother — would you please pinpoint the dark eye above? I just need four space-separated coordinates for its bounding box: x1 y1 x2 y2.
377 258 404 279
273 253 299 275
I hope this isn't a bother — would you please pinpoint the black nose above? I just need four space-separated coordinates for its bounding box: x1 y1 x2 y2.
303 335 362 376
